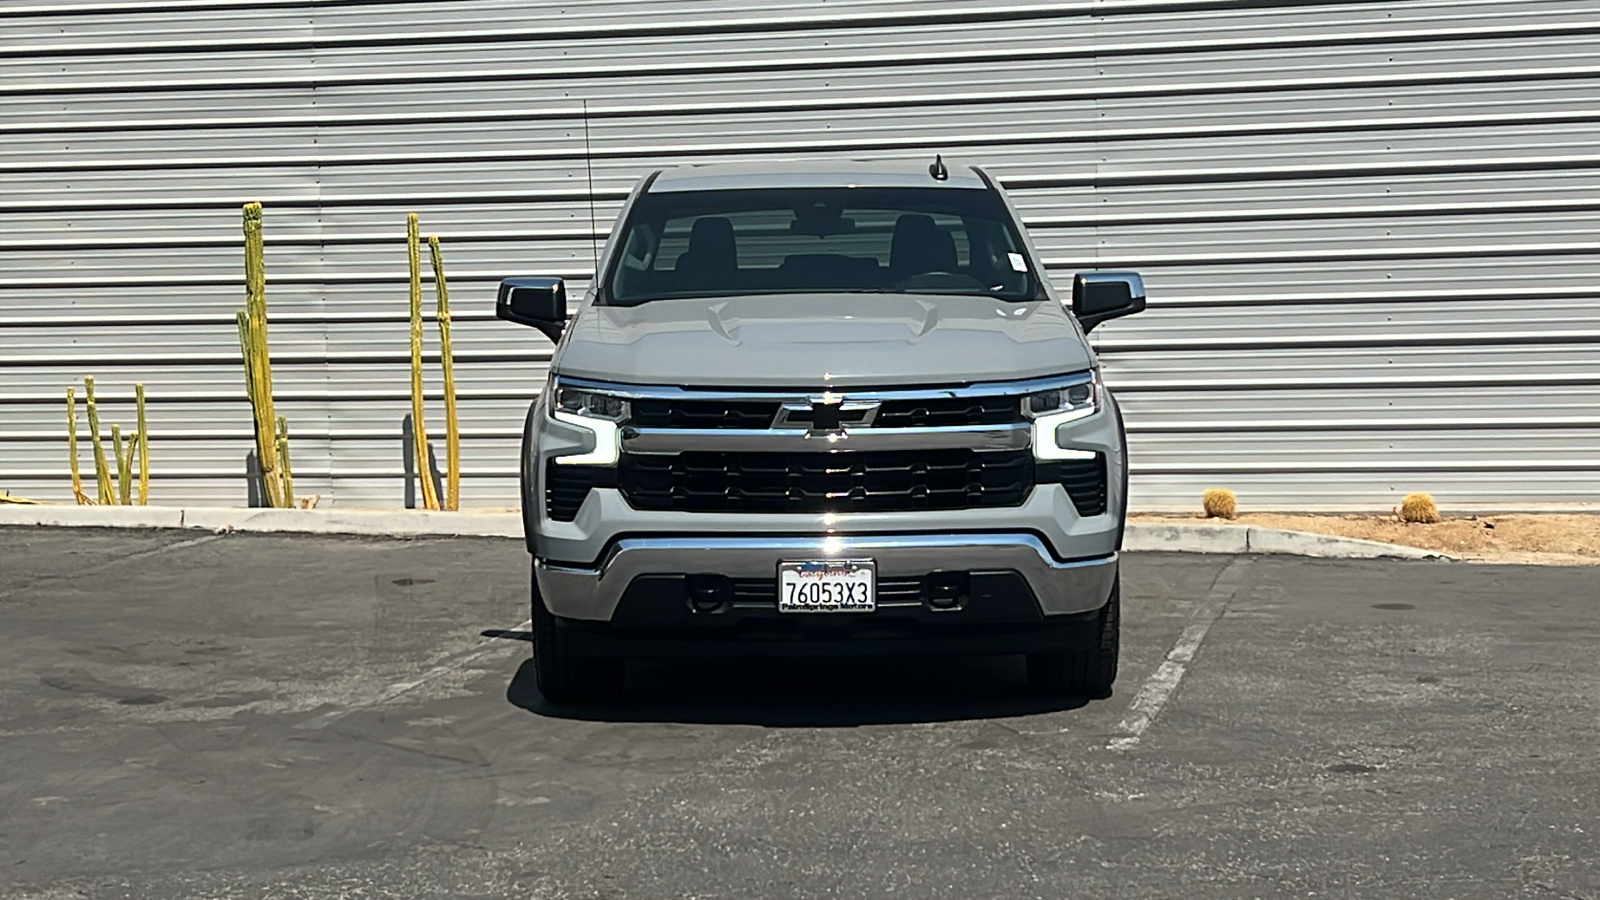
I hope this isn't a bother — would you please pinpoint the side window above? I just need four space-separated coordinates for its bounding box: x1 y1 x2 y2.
620 222 657 271
612 222 659 298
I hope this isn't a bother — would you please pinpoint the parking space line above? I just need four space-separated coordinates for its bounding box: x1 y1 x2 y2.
1109 557 1249 752
295 616 533 730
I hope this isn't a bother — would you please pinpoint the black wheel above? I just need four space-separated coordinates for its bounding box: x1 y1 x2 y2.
1027 576 1120 699
531 564 625 703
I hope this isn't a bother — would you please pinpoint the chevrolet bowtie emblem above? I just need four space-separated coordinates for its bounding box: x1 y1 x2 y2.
810 400 843 432
774 399 882 432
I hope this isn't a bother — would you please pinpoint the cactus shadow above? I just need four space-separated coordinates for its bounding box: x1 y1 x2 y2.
400 413 447 510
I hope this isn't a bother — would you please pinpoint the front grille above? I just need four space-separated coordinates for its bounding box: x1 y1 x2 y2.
550 451 1107 520
1040 455 1108 517
874 395 1021 428
619 449 1034 513
630 398 778 430
545 462 618 521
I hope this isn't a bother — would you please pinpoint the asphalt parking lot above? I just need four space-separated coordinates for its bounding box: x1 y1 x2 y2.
1 528 1596 899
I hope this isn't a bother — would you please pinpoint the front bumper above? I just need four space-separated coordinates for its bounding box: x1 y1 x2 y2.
537 532 1117 622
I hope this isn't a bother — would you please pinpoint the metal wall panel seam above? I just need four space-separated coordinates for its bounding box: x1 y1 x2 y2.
0 191 631 213
11 76 1600 172
10 103 1600 148
0 0 1477 55
14 26 1600 97
9 4 1591 55
11 34 1600 112
0 0 1554 16
13 127 1598 173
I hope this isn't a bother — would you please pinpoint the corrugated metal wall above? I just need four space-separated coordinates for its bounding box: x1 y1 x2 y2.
3 0 1598 511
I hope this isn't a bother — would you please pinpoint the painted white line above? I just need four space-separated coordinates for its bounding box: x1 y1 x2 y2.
295 617 532 730
1109 558 1248 752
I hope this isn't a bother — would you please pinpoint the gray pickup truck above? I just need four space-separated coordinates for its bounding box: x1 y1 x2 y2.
496 158 1145 703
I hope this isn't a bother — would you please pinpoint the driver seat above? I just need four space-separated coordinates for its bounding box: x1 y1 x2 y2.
889 214 958 280
675 217 738 291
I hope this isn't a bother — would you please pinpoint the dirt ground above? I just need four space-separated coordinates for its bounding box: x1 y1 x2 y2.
1130 512 1600 565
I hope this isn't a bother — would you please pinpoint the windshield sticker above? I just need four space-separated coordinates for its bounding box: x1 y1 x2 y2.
1008 252 1028 273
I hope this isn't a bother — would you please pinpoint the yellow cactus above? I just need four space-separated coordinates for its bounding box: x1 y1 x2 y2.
275 416 295 508
1202 488 1238 520
84 376 114 505
429 234 461 511
240 202 288 507
1399 492 1441 524
112 424 133 506
135 383 149 505
66 387 91 505
408 213 440 510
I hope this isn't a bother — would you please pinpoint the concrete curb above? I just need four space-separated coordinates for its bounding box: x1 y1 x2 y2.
0 504 523 539
1123 522 1453 560
2 504 1454 560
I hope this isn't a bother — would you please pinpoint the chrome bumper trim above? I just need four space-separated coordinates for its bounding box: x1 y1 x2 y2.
536 534 1117 622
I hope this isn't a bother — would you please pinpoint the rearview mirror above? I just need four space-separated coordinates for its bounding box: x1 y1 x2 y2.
496 277 567 344
789 215 856 237
1071 271 1146 333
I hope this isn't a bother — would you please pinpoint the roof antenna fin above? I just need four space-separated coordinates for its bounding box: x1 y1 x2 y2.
928 153 948 181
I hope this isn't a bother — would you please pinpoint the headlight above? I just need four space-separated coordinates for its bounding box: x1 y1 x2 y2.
547 379 628 466
550 383 630 423
1024 373 1100 461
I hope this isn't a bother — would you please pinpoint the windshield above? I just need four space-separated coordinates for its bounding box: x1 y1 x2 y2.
604 186 1042 305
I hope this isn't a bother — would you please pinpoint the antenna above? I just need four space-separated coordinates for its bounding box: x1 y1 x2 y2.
582 100 600 281
928 153 948 181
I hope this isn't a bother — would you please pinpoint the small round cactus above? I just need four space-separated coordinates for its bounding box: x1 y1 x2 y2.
1399 492 1441 524
1202 488 1238 520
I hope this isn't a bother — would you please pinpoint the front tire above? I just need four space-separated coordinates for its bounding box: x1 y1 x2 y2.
1027 576 1119 699
532 564 625 703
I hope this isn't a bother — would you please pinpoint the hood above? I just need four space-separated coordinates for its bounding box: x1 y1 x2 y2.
552 293 1094 389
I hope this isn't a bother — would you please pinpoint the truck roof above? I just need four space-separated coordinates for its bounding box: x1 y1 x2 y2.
646 159 988 193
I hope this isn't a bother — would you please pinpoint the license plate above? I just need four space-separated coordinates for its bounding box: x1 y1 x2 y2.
778 560 876 613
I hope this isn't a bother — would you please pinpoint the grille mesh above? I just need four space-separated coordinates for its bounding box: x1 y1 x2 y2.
873 395 1021 428
550 451 1108 518
630 398 778 429
619 449 1034 513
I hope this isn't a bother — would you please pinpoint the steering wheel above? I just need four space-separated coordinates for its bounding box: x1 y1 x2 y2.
892 271 986 291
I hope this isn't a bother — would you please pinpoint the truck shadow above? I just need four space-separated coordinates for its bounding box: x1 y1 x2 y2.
504 653 1089 727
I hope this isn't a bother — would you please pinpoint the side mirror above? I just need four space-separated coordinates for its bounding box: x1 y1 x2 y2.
1071 271 1146 333
496 277 567 344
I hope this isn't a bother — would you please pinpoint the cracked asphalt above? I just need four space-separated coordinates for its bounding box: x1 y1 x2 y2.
1 526 1597 898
